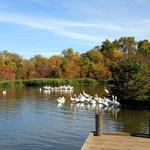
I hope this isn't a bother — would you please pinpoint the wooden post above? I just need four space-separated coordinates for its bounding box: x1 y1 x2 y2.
149 116 150 138
95 112 103 136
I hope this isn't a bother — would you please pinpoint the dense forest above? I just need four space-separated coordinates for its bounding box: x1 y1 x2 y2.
0 37 149 80
0 37 150 101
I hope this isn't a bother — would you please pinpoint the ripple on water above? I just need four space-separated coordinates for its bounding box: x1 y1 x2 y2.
0 87 150 150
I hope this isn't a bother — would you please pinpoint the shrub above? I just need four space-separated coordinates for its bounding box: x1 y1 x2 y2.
110 57 150 101
14 80 24 87
23 78 99 86
0 80 12 88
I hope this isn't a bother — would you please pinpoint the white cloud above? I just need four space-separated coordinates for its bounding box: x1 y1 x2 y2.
0 11 149 42
0 12 104 41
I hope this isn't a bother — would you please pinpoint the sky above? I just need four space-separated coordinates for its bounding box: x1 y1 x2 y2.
0 0 150 58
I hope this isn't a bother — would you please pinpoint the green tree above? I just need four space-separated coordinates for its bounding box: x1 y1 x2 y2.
80 50 111 79
47 55 63 78
114 37 137 54
61 48 74 58
111 57 150 101
138 40 150 56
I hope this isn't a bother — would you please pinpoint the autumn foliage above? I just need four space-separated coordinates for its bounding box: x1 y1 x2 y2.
0 37 149 82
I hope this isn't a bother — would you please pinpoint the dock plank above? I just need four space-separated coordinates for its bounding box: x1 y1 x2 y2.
81 132 150 150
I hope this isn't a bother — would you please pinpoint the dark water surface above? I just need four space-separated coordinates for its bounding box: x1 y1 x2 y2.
0 86 149 150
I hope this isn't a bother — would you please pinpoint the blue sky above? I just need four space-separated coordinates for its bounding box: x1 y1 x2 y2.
0 0 150 58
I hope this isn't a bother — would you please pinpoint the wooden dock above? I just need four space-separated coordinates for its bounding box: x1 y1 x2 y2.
81 132 150 150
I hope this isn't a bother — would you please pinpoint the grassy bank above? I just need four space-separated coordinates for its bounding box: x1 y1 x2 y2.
0 78 100 88
0 80 24 88
23 78 99 86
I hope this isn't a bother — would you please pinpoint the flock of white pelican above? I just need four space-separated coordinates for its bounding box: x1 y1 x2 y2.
40 85 74 94
1 86 120 112
57 87 120 111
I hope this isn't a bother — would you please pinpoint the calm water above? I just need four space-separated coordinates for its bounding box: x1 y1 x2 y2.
0 86 150 150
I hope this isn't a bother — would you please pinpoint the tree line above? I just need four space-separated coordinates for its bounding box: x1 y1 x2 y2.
0 37 149 81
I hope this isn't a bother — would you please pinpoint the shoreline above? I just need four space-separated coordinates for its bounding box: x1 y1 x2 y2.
0 78 149 108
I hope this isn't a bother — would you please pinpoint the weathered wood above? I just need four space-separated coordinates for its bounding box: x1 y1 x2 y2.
149 116 150 137
103 132 130 136
81 132 150 150
95 113 102 136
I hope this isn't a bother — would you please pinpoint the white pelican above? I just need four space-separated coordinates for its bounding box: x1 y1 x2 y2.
82 90 90 98
94 94 99 101
111 95 120 107
57 103 63 108
104 87 109 94
57 96 65 104
101 101 109 107
39 88 42 92
99 103 104 108
2 90 6 95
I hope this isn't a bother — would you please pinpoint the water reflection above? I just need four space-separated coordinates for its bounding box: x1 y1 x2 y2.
0 86 150 150
57 103 64 108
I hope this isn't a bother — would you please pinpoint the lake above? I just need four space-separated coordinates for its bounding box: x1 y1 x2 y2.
0 86 149 150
